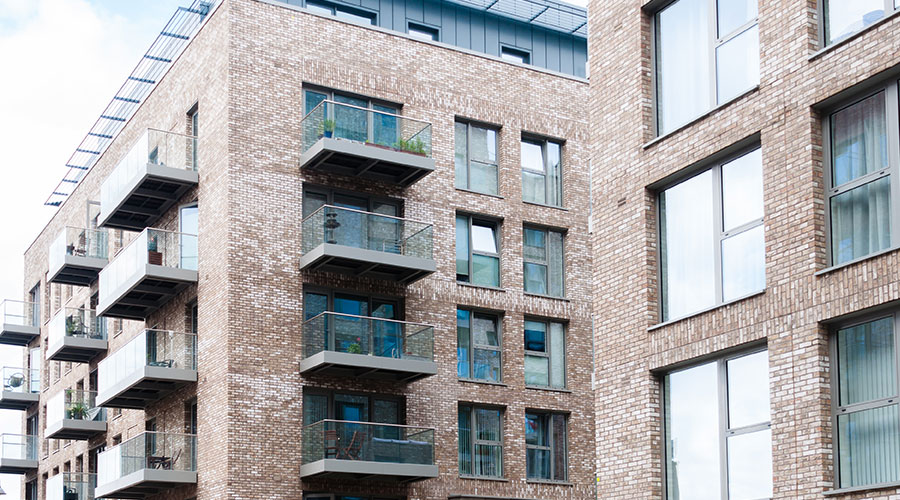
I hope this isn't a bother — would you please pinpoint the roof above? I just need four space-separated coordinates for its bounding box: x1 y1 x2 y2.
445 0 587 37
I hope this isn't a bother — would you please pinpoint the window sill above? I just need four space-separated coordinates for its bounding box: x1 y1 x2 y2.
647 289 766 331
526 479 573 486
523 200 568 211
815 246 900 277
525 385 571 393
459 378 507 387
642 85 760 150
823 480 900 496
524 292 569 302
457 282 506 292
809 9 900 62
456 187 503 199
459 475 508 482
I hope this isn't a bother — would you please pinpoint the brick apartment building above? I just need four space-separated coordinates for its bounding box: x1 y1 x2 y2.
0 0 595 499
590 0 900 499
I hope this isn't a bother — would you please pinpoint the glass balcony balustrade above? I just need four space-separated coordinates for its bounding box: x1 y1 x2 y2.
0 366 40 410
98 228 198 320
97 329 197 409
0 433 37 474
300 205 435 283
300 420 438 482
301 312 436 381
46 389 106 440
0 299 40 346
98 128 198 231
299 100 434 186
47 472 96 500
48 226 109 286
96 431 196 498
48 307 107 363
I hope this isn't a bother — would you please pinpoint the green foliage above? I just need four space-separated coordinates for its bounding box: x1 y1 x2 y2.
393 137 427 155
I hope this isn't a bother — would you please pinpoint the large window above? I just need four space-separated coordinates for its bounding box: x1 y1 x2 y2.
304 88 398 145
459 405 503 478
825 85 900 266
525 412 567 481
456 214 500 287
664 349 772 499
524 319 565 389
457 309 501 383
455 121 499 195
523 226 564 297
823 0 899 46
832 315 900 488
654 0 759 134
659 147 764 321
521 138 562 206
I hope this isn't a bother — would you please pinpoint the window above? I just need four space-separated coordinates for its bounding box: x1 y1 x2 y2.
825 85 900 266
523 226 564 296
831 314 900 488
663 349 772 499
457 309 501 382
408 22 439 41
659 147 764 321
305 0 376 24
500 46 530 64
455 121 499 195
456 215 500 287
823 0 898 45
524 319 565 388
654 0 759 134
525 412 567 481
458 405 503 477
304 88 399 146
179 203 199 270
302 390 403 427
521 138 562 206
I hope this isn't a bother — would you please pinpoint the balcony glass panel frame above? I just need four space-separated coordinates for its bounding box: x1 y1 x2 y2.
48 307 107 363
47 389 106 428
48 226 109 285
47 472 96 500
98 329 197 396
97 431 197 495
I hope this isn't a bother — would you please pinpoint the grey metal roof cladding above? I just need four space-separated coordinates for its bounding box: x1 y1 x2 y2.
445 0 587 37
45 0 219 207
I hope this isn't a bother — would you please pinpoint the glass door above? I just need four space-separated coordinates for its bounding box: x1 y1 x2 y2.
368 201 401 253
333 294 368 354
371 300 400 358
332 194 368 249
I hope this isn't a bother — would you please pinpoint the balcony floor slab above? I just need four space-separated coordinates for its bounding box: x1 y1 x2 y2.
97 366 197 409
46 419 107 440
300 243 435 284
300 137 434 187
96 469 197 499
99 264 198 320
300 351 436 382
48 336 108 363
48 254 107 286
300 459 438 483
0 323 40 346
0 457 37 474
0 391 38 411
98 163 199 232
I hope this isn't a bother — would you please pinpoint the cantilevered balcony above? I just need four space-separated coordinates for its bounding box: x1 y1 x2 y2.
48 226 108 286
98 228 198 320
0 366 39 410
299 100 434 186
0 434 37 474
301 205 434 283
46 390 106 440
47 472 97 500
96 432 196 498
0 300 40 346
98 128 198 231
48 307 107 363
301 312 436 381
301 420 437 482
97 330 196 409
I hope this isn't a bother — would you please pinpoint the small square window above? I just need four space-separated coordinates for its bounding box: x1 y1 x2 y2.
521 137 563 207
456 214 500 287
523 226 564 297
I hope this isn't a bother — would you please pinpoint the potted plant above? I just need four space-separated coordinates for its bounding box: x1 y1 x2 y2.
67 401 88 420
347 337 363 354
65 315 83 337
393 137 427 156
148 235 162 265
323 119 335 138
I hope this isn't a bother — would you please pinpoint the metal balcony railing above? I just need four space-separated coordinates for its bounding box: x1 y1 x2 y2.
303 312 434 361
301 420 435 466
302 205 433 259
98 330 197 397
98 431 196 485
46 472 96 500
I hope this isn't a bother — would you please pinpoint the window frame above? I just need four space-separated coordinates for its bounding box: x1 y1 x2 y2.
302 388 406 425
822 82 900 267
302 87 400 145
522 225 566 297
820 0 899 47
458 404 505 479
650 0 760 136
500 46 531 64
455 120 500 196
525 410 568 482
829 311 900 489
660 347 772 500
520 135 564 207
457 308 503 383
656 145 765 322
407 21 439 41
456 213 502 287
524 318 566 389
304 0 377 24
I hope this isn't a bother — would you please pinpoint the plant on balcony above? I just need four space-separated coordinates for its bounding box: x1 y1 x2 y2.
322 119 335 138
393 137 427 156
347 337 363 354
67 402 88 420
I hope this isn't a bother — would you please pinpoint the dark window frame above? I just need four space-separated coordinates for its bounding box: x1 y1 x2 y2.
520 135 564 208
456 307 503 383
455 119 500 196
456 213 502 287
522 224 566 297
458 404 505 479
525 410 568 482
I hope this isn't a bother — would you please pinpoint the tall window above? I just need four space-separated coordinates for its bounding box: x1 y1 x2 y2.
29 283 40 326
188 105 198 169
659 147 764 321
654 0 759 134
826 85 899 266
455 121 498 195
823 0 898 45
524 319 565 389
456 214 500 287
457 309 501 383
523 226 564 297
664 349 772 499
459 405 503 478
521 138 562 206
180 203 199 270
832 315 899 488
525 412 567 481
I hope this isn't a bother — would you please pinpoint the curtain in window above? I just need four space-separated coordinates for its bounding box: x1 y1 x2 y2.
656 0 711 133
457 309 470 378
548 230 564 297
458 408 472 475
549 322 565 388
838 406 900 487
547 142 562 206
475 408 502 477
551 414 567 481
473 315 500 382
455 123 468 189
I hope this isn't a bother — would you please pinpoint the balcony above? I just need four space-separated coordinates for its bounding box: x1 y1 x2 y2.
97 330 196 409
96 432 196 498
48 227 109 286
99 128 198 231
0 434 37 474
301 312 436 381
0 300 40 346
299 100 434 187
98 228 198 320
47 472 97 500
46 390 106 440
301 420 437 482
48 307 107 363
301 205 434 283
0 366 39 410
